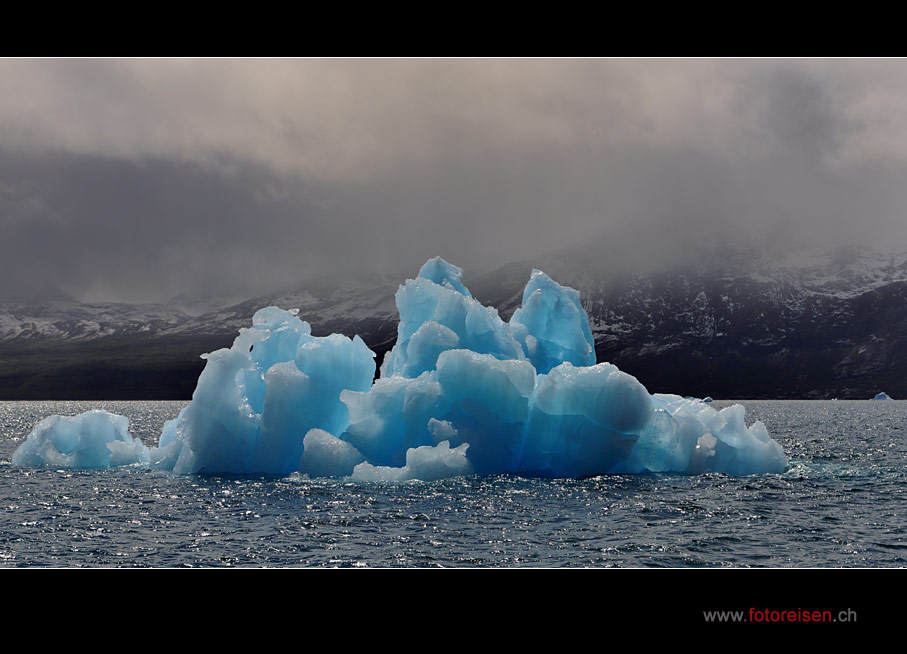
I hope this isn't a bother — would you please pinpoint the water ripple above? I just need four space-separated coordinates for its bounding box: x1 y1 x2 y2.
1 399 907 566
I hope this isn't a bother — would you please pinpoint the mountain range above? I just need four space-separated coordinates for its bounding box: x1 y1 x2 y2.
3 242 907 400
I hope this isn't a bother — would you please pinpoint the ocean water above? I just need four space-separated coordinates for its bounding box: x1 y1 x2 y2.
0 399 904 568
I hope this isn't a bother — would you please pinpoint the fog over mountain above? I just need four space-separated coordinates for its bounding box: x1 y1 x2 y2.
3 239 907 400
4 59 907 304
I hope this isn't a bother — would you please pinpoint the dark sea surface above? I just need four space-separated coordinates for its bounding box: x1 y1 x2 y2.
0 399 905 568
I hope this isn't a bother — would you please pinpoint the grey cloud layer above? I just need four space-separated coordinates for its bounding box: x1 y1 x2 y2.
2 59 906 302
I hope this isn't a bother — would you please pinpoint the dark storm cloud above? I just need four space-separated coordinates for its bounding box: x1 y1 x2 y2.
2 58 907 302
0 150 381 302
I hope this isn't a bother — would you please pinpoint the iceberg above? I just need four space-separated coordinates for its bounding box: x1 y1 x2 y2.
872 392 892 400
11 410 150 468
11 257 789 479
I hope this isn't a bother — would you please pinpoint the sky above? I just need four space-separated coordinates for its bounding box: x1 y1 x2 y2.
3 58 907 303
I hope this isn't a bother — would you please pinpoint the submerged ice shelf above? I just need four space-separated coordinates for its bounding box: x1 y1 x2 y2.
12 257 788 479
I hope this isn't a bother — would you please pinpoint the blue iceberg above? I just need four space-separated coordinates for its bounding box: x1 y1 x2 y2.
11 410 150 468
12 257 788 479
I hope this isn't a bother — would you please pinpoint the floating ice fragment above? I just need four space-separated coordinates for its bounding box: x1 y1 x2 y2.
300 429 365 478
350 440 472 482
12 410 150 469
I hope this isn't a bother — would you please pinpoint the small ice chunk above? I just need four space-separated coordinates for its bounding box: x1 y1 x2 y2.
350 441 472 482
427 418 458 444
300 429 365 478
12 410 150 469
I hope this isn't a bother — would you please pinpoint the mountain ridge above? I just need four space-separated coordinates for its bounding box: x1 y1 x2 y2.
3 243 906 400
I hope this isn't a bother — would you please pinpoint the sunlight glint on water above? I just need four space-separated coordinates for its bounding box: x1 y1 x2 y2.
1 399 905 567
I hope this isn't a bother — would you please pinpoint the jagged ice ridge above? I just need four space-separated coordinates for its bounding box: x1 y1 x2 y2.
11 257 788 479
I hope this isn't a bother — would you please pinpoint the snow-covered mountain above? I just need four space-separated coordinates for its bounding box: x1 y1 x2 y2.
162 273 403 353
471 242 907 399
3 243 907 399
0 273 404 399
0 300 190 343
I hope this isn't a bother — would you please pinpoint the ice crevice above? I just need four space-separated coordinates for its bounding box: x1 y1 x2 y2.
11 256 789 479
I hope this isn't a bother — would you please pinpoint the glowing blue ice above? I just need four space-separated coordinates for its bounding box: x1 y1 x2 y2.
11 410 150 468
509 269 596 373
338 263 786 478
149 307 376 475
379 257 524 378
12 257 789 480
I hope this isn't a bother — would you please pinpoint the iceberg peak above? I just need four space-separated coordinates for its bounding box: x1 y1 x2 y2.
509 268 595 373
417 256 472 297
